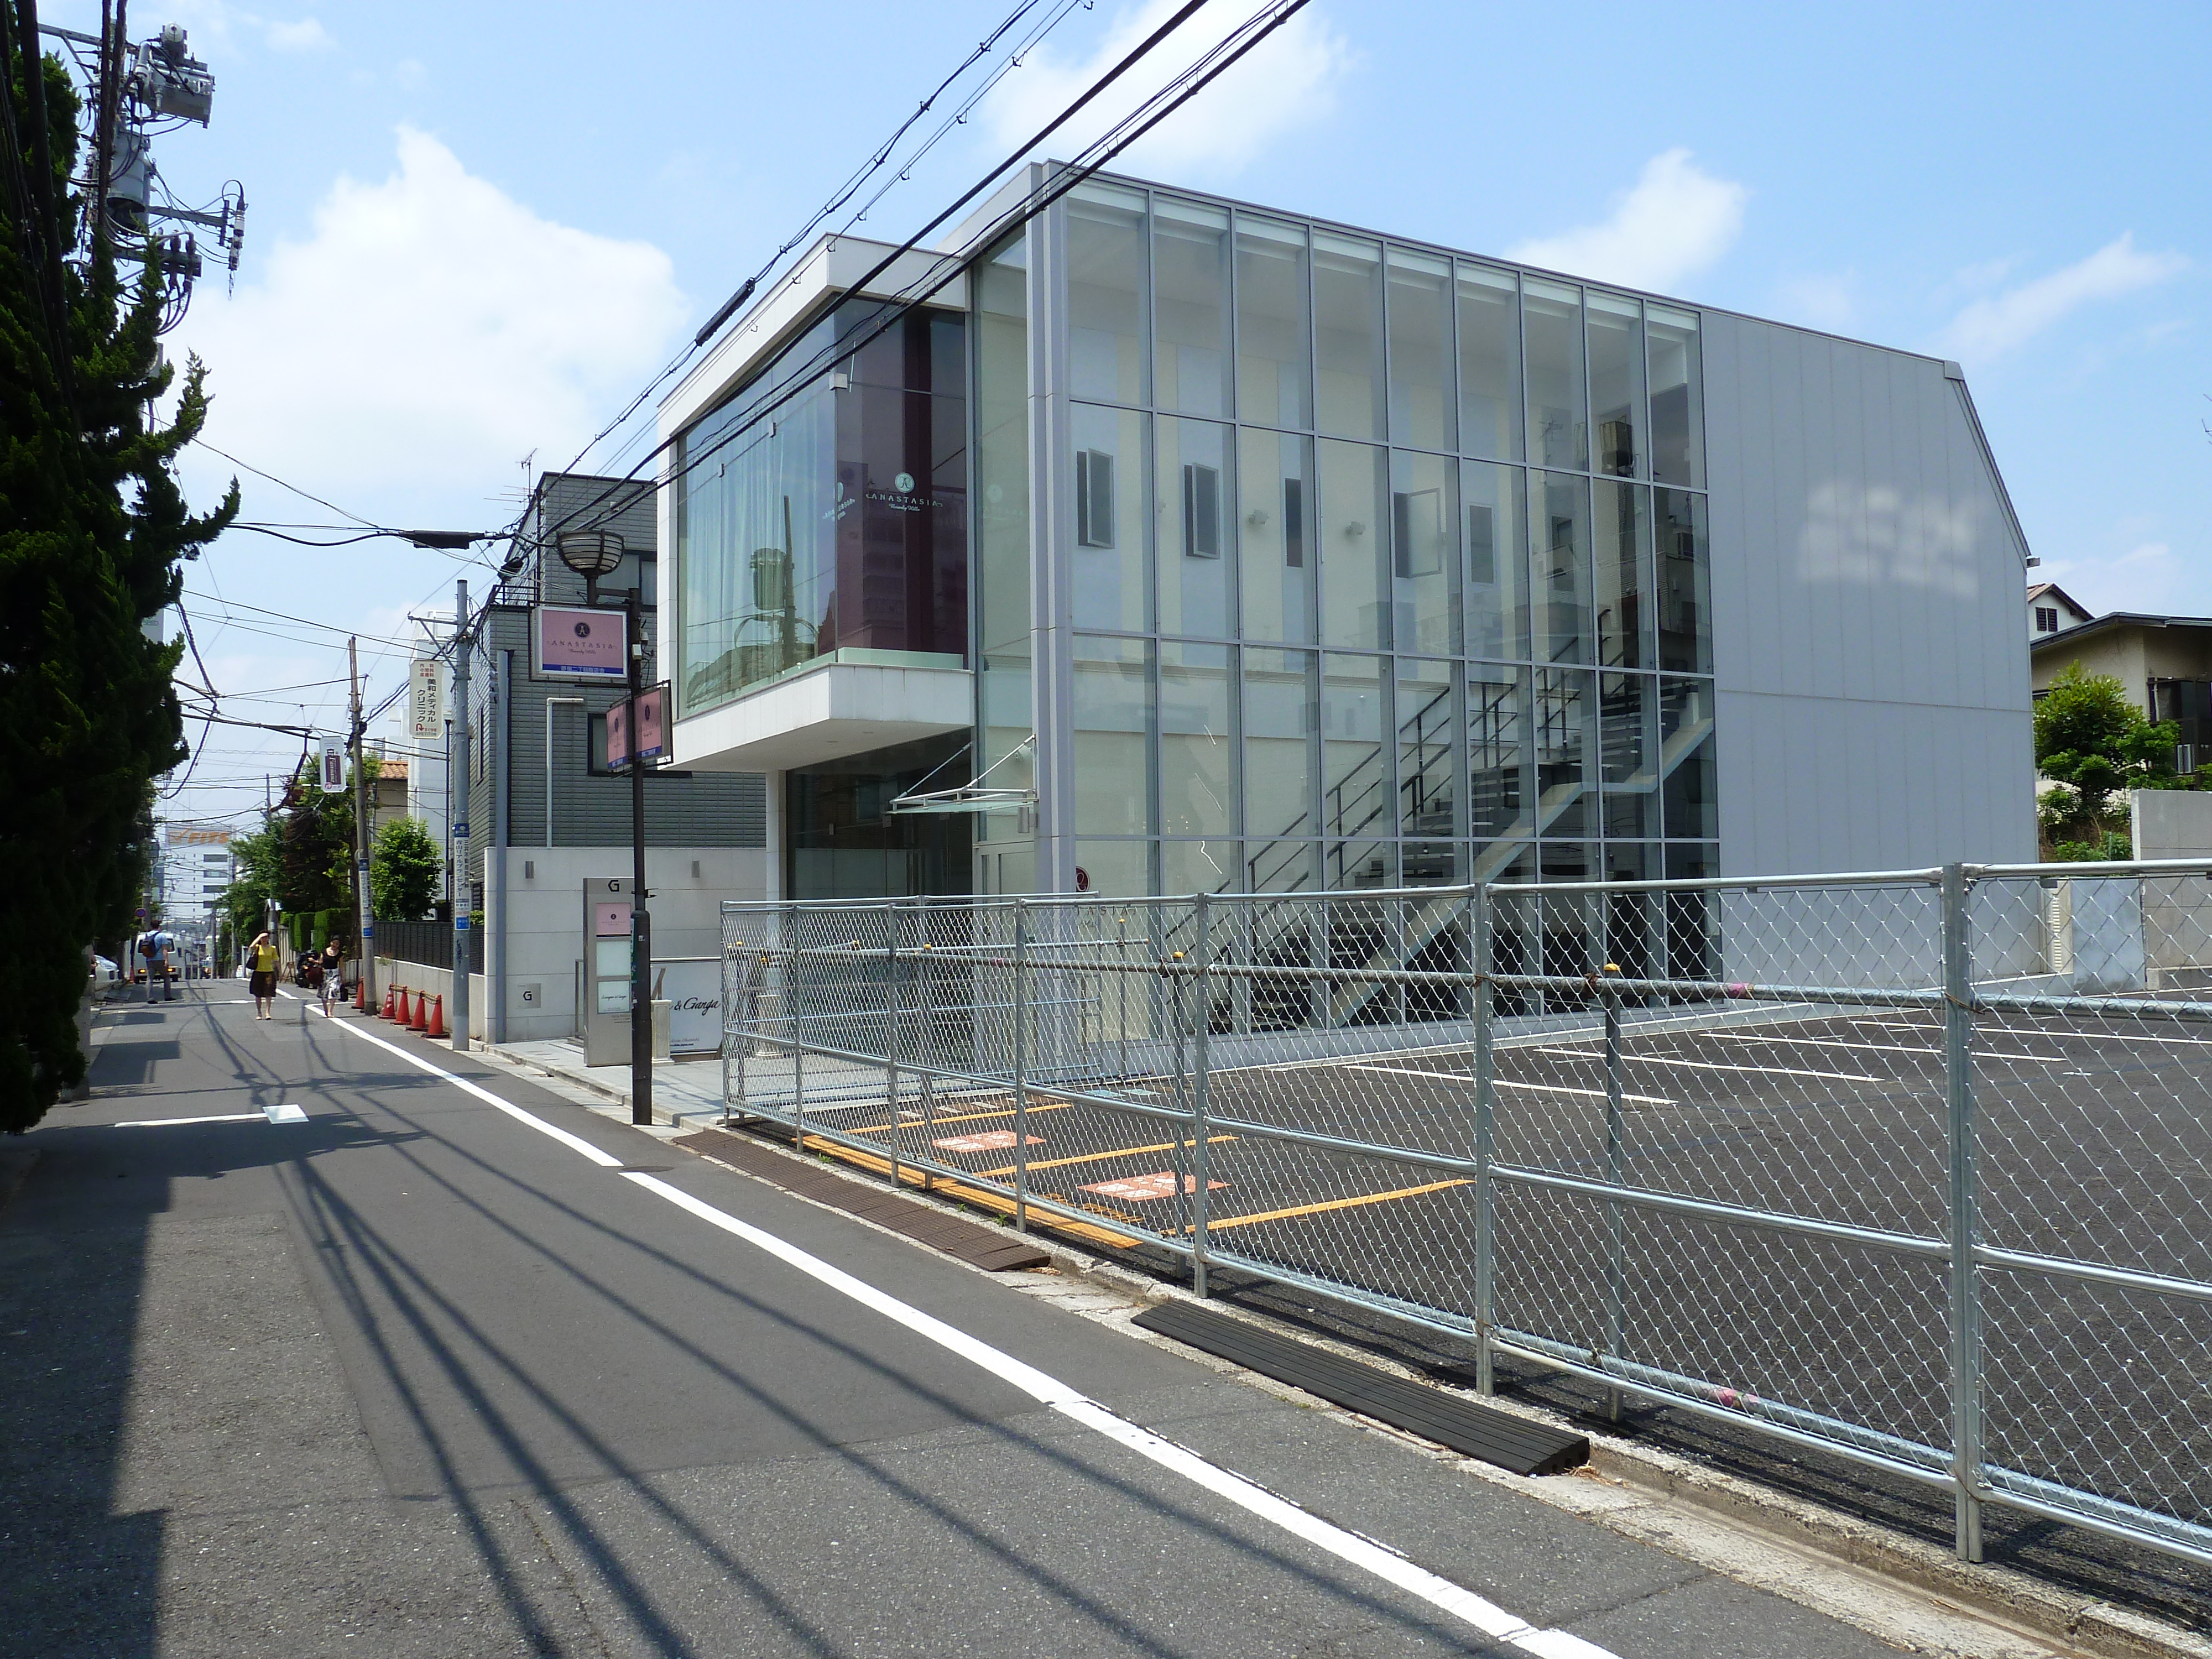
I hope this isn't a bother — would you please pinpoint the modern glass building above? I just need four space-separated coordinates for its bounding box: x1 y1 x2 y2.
661 167 2035 902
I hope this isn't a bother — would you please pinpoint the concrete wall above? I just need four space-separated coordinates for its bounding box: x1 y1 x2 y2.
2132 788 2212 859
484 845 769 1042
1701 320 2037 875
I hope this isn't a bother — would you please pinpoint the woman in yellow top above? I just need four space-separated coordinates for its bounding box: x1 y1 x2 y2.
247 932 281 1020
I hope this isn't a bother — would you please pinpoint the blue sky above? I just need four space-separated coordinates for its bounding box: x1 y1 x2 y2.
55 0 2204 833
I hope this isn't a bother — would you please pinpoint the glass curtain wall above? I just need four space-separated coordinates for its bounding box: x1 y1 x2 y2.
1039 178 1712 900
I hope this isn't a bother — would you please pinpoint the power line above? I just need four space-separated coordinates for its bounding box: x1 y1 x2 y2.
545 0 1297 554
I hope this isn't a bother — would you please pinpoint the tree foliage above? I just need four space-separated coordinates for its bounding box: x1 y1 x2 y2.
370 816 441 921
0 48 238 1130
2033 664 2184 854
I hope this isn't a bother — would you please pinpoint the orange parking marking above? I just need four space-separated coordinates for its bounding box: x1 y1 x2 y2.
795 1134 1131 1250
1081 1171 1225 1202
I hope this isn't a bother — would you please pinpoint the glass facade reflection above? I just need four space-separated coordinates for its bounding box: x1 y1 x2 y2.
675 301 968 717
1021 176 1712 898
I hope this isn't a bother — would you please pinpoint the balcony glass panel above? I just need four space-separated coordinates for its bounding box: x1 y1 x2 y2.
1533 666 1594 839
1531 472 1591 666
1321 653 1389 842
1234 213 1312 429
1646 305 1704 487
1587 291 1644 478
1071 403 1151 632
1317 439 1387 650
1163 838 1240 896
1390 448 1457 656
1386 246 1455 451
1154 196 1232 418
1457 262 1522 462
1656 487 1712 673
1462 460 1527 663
1238 428 1314 644
1524 278 1587 471
1072 633 1152 835
1313 229 1384 439
1067 182 1149 405
1160 641 1235 838
1243 646 1317 847
1660 677 1718 839
1599 671 1656 839
1396 657 1457 839
1157 416 1233 638
1467 664 1531 839
1593 480 1651 670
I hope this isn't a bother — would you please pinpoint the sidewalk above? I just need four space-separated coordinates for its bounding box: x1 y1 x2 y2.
481 1037 899 1130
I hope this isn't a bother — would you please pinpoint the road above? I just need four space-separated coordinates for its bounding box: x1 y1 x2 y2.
0 980 1918 1658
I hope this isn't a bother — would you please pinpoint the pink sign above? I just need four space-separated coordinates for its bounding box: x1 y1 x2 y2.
534 606 626 680
635 684 667 763
931 1130 1044 1153
1079 1172 1225 1202
594 901 632 938
607 699 631 770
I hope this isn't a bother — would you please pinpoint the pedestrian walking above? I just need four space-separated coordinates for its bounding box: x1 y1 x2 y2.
247 932 280 1020
141 929 176 1002
320 934 346 1014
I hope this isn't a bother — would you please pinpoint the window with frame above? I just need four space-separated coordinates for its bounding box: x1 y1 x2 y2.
2034 606 2058 633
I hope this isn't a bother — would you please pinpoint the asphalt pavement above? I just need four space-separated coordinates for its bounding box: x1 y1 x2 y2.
0 981 1922 1658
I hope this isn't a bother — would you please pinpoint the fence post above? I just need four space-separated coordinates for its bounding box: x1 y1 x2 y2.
1472 883 1497 1396
1013 897 1029 1234
885 900 902 1191
791 916 806 1151
1942 861 1985 1563
919 903 937 1191
1117 912 1130 1083
1191 891 1213 1300
1603 963 1626 1424
720 916 735 1128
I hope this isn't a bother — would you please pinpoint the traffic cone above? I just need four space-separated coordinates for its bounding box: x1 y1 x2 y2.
354 975 366 1011
426 994 446 1039
380 984 396 1020
409 989 430 1032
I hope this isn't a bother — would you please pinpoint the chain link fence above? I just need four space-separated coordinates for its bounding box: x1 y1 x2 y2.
721 860 2212 1572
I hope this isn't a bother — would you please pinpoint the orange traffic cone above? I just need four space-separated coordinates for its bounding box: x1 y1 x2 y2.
380 984 396 1020
354 975 367 1011
409 989 430 1032
426 994 446 1039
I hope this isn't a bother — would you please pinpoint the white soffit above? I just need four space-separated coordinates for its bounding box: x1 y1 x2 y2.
672 662 974 773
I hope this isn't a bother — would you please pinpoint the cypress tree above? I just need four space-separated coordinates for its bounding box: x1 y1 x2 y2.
0 41 237 1129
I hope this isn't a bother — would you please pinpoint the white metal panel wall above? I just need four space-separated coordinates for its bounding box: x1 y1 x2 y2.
1702 315 2036 874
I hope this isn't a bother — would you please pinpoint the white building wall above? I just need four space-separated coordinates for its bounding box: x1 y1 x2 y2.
484 845 770 1042
1701 317 2037 874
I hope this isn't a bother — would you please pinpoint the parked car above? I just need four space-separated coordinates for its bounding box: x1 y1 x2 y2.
93 954 121 982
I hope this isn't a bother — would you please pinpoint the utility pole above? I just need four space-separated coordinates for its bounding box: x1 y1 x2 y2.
349 636 374 1014
450 580 471 1051
626 586 652 1125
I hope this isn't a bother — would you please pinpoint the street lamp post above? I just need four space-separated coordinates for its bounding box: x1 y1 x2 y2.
555 531 651 1126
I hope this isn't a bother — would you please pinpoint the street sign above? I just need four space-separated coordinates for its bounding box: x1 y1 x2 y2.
635 682 668 764
606 698 631 770
407 658 444 737
321 744 343 790
531 606 627 681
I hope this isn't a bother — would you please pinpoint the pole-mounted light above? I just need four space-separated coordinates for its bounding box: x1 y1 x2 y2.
555 530 625 607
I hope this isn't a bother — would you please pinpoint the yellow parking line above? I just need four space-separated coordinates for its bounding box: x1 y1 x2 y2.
1198 1178 1472 1233
977 1134 1238 1180
848 1099 1074 1137
795 1134 1132 1251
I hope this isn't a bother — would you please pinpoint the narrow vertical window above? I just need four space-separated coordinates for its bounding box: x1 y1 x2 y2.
1283 477 1305 568
1077 448 1117 548
1183 463 1222 558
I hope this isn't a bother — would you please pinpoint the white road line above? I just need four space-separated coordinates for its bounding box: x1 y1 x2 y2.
1851 1017 2212 1050
1693 1032 2070 1065
1528 1046 1881 1084
110 1111 266 1128
309 1004 1621 1658
1347 1063 1674 1107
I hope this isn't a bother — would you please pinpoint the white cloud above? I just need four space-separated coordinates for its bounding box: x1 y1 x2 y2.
1507 149 1746 293
265 18 332 52
2117 540 2172 567
1941 233 2189 361
982 0 1353 179
173 126 686 520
